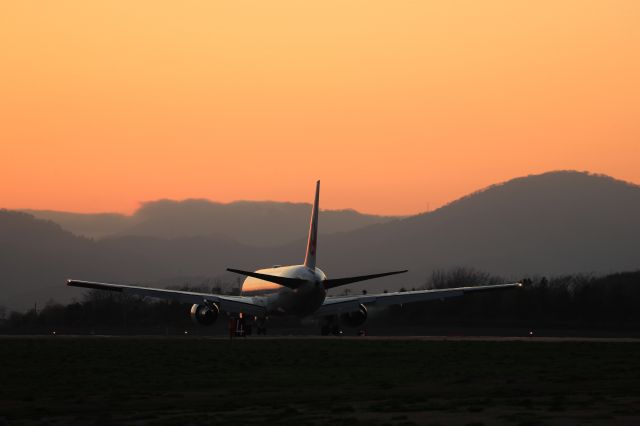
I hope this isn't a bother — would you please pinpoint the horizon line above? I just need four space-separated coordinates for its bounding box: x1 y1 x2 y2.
7 169 639 218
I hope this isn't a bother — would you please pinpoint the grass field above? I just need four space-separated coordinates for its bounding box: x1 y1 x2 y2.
1 337 640 425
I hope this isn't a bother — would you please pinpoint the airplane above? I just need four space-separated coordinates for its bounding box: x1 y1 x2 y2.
67 181 522 335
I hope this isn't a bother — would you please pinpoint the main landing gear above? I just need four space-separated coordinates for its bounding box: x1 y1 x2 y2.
228 314 269 338
320 316 342 336
320 325 343 336
256 317 267 335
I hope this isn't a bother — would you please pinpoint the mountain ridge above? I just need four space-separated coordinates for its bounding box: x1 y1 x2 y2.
23 200 397 245
314 170 640 293
2 170 639 311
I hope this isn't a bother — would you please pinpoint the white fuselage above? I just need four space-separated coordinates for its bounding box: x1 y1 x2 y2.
241 265 327 317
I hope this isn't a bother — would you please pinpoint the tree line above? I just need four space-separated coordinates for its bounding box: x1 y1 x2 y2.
1 268 639 335
376 268 640 334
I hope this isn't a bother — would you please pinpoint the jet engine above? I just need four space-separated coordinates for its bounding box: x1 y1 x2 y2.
340 304 367 327
190 303 219 326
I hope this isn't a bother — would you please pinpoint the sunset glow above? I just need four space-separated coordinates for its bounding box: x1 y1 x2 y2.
1 1 639 215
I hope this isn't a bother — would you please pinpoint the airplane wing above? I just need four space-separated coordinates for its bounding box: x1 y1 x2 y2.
67 280 266 316
315 282 522 316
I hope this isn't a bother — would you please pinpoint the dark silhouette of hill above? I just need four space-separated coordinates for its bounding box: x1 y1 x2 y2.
24 200 395 245
114 200 396 246
316 171 640 294
2 171 639 311
0 211 94 311
0 209 286 311
21 210 130 239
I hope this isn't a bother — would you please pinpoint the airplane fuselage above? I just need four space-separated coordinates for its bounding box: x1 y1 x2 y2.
241 265 327 317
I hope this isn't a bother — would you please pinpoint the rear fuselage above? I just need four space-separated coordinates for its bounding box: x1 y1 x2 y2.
241 265 327 317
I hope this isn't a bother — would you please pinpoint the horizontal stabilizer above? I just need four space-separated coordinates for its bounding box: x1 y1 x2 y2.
227 268 305 290
324 270 408 290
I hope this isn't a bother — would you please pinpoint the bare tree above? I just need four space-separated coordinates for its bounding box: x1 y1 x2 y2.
425 267 503 289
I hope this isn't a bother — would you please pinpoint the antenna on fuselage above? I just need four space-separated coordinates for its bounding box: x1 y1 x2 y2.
304 180 320 270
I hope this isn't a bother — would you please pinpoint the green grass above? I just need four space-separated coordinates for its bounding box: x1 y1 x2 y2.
1 337 640 425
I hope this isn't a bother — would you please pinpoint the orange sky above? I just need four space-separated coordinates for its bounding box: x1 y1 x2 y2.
1 1 639 215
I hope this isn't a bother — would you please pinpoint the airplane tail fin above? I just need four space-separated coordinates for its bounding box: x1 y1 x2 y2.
304 180 320 270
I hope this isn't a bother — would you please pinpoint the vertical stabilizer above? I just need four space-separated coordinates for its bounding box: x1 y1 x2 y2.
304 180 320 270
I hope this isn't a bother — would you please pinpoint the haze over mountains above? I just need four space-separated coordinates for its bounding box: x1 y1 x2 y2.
24 201 396 245
2 170 639 311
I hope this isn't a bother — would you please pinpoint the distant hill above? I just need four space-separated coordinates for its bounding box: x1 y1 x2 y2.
0 211 94 311
24 200 396 245
0 210 274 311
3 171 640 311
315 171 640 294
20 210 130 239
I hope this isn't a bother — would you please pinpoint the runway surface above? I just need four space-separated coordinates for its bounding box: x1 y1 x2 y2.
2 334 639 342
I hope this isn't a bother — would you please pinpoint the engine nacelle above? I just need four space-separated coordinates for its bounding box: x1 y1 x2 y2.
190 303 219 326
340 304 368 327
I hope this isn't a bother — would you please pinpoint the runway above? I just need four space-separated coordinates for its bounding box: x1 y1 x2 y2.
2 334 640 342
